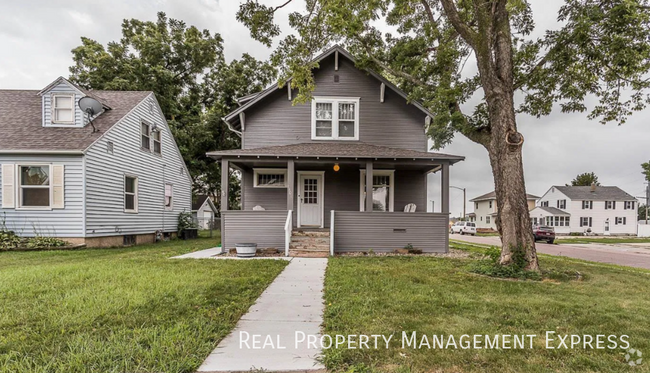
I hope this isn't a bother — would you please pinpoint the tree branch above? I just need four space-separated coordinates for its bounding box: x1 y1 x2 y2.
439 0 477 48
273 0 294 12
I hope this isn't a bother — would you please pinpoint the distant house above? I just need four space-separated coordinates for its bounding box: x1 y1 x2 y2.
0 77 192 247
207 46 465 256
531 185 637 235
469 191 539 230
192 195 218 229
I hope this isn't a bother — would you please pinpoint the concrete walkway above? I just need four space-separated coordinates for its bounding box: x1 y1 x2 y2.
171 247 291 261
198 257 328 372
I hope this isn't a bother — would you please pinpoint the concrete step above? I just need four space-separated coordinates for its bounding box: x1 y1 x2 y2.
289 245 329 251
289 250 329 258
292 230 330 238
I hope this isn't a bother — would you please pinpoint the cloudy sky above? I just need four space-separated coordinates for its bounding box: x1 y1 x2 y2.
1 0 648 216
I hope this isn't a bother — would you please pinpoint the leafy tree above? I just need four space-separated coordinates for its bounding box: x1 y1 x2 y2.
237 0 650 270
69 12 276 209
642 161 650 182
569 172 600 186
639 204 648 222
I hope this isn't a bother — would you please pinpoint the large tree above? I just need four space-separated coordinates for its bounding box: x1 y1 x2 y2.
569 172 600 186
237 0 650 270
69 12 276 207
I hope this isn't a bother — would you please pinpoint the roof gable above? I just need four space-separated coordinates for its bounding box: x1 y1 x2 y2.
470 190 539 202
223 45 435 132
38 76 85 96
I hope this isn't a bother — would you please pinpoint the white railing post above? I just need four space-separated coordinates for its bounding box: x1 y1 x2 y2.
330 210 335 256
285 210 292 257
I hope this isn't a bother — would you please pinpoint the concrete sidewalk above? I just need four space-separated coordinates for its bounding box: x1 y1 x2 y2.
197 258 328 372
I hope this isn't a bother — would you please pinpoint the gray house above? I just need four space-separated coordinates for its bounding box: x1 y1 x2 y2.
208 46 464 256
0 77 192 247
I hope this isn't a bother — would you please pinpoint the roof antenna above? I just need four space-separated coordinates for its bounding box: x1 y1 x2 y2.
78 96 103 133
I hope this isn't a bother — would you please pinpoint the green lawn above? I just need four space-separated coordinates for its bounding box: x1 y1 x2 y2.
323 246 650 372
556 237 650 245
0 235 287 373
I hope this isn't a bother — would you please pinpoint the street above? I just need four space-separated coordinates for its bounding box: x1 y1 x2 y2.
451 234 650 270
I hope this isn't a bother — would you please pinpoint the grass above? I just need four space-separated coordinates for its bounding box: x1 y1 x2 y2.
556 237 650 245
0 235 287 373
322 244 650 372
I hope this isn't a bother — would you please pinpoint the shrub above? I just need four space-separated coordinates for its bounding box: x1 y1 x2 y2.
177 211 197 233
25 236 68 249
0 230 21 251
470 245 542 281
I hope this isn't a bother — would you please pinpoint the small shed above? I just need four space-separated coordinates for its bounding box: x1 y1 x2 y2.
192 195 218 229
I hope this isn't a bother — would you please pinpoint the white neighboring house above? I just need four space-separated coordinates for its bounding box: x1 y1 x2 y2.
0 77 192 247
192 195 218 229
531 185 638 235
469 191 539 230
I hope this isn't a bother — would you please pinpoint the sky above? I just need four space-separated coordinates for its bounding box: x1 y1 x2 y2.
0 0 648 217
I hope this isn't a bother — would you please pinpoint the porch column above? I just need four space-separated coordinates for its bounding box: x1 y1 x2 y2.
287 159 294 211
220 159 229 248
365 161 373 212
441 162 450 214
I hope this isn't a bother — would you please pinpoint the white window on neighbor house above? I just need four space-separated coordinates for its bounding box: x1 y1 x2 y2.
312 97 359 140
107 141 114 155
615 217 627 225
254 168 287 188
486 216 491 224
124 175 138 213
18 165 50 208
580 217 592 227
141 121 151 151
52 94 74 124
153 130 162 155
541 201 549 207
164 183 173 210
488 201 493 209
582 200 593 209
624 201 635 210
557 199 566 209
360 170 395 212
605 201 616 210
475 202 479 209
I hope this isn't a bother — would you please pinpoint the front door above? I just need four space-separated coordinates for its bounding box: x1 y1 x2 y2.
604 219 611 236
298 173 323 227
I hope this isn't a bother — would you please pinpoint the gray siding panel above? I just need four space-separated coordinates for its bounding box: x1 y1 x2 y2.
333 211 448 253
222 210 288 250
0 155 84 237
42 82 85 127
242 55 428 151
241 166 427 228
84 95 192 237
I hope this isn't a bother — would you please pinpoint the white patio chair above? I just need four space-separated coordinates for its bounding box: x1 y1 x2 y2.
404 203 417 212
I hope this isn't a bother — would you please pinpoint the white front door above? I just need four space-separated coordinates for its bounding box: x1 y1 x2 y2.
604 219 611 236
298 173 323 227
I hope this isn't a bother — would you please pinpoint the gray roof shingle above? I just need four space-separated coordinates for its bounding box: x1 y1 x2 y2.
533 206 571 215
207 142 464 162
553 186 636 201
470 190 540 202
0 89 151 152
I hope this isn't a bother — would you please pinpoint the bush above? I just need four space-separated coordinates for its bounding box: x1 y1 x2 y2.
470 246 542 281
0 230 21 250
177 211 197 233
25 236 68 249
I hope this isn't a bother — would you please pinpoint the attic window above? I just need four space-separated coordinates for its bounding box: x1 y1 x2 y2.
311 97 359 140
52 94 74 124
141 121 151 151
107 141 114 154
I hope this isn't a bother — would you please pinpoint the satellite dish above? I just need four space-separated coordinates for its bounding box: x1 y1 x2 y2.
78 97 103 133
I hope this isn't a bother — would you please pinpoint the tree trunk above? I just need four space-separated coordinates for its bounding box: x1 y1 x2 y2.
484 92 539 271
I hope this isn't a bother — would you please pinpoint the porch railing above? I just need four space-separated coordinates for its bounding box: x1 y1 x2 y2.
222 210 288 250
284 210 292 256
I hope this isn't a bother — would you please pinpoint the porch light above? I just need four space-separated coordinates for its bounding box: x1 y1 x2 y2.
333 163 340 172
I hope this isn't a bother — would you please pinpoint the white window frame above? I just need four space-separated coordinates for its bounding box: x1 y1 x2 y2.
615 217 626 225
141 120 151 151
124 175 139 213
311 97 360 140
152 129 162 155
52 94 75 124
541 201 549 207
580 217 592 227
557 199 566 209
624 201 635 210
582 200 593 209
359 170 395 212
164 183 173 211
16 164 52 210
605 201 615 210
486 216 491 224
253 168 287 188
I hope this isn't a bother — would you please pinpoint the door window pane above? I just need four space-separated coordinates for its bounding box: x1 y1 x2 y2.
303 178 318 204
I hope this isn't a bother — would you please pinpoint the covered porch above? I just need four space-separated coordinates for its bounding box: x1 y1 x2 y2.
208 143 464 255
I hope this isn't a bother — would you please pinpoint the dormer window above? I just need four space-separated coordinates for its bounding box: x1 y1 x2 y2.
311 97 359 140
52 94 74 124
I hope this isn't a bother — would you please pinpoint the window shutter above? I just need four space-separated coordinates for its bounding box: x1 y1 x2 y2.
579 218 583 227
52 165 65 208
1 164 15 208
589 217 592 227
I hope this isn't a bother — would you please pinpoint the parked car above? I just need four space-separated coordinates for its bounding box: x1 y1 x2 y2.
450 221 477 235
532 224 555 244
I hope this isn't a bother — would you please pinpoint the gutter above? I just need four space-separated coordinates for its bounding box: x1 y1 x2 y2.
0 150 85 155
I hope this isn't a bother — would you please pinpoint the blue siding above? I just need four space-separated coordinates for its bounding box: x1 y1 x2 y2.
84 94 192 237
0 155 85 237
42 82 85 128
